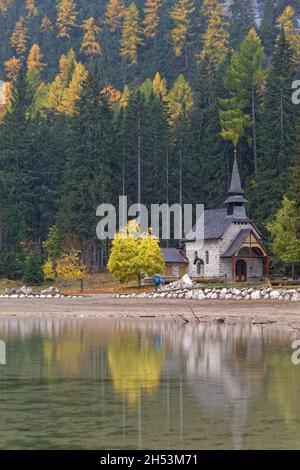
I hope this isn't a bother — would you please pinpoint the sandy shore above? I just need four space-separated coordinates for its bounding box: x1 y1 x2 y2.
0 294 299 330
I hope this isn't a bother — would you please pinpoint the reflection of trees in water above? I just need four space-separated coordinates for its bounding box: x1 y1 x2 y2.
108 333 164 405
1 318 300 449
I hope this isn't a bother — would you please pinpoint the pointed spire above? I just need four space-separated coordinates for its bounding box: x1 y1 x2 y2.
224 154 248 217
228 154 244 195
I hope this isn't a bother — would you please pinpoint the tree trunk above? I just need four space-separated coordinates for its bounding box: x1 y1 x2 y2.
292 263 295 279
137 106 141 208
251 86 258 175
137 273 141 288
184 37 188 78
80 279 84 292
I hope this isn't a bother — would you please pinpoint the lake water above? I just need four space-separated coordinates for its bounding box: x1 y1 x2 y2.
0 318 299 450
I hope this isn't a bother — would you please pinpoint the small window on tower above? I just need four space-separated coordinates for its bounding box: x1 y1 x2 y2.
205 251 209 264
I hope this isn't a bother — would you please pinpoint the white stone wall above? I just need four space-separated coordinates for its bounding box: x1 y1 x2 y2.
185 220 264 279
185 240 221 278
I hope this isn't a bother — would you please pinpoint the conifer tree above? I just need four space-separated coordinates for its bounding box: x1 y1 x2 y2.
105 0 125 34
27 44 46 72
81 17 101 58
143 0 161 39
61 62 88 116
170 0 195 75
4 56 21 82
44 49 77 113
10 16 28 56
276 5 300 65
40 15 53 32
198 0 229 70
56 0 78 38
25 0 39 18
228 0 255 50
152 72 166 99
249 32 297 226
56 72 112 265
221 28 264 175
120 3 143 67
260 0 277 57
166 74 193 206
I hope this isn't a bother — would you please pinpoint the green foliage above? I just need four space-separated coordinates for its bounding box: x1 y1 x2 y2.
267 197 300 267
22 251 44 285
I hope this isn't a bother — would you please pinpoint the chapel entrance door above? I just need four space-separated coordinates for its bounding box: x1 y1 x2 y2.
235 260 247 282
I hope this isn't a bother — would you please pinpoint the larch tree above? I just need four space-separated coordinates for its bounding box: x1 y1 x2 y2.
0 0 12 15
10 16 28 56
27 44 46 72
152 72 167 99
81 17 101 58
56 0 78 38
44 49 77 113
170 0 195 75
276 5 300 65
198 0 229 70
40 15 53 32
143 0 161 39
104 0 125 34
25 0 39 17
120 3 143 67
61 62 88 116
221 28 264 175
4 56 21 82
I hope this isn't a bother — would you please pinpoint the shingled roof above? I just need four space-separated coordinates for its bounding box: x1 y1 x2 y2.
221 229 252 258
183 208 250 242
161 248 188 264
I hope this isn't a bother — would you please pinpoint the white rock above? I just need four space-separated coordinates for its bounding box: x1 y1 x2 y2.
180 274 194 289
21 286 33 295
251 291 261 300
270 290 280 299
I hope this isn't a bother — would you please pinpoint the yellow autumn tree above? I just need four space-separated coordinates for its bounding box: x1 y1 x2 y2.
276 6 300 64
104 0 125 34
56 250 87 291
61 61 88 116
56 0 78 38
44 49 77 112
0 0 12 16
10 16 28 56
107 221 164 287
119 84 131 108
40 15 53 32
81 17 101 57
166 74 193 129
4 56 21 82
25 0 39 17
198 0 229 68
170 0 195 72
143 0 161 39
0 81 12 120
102 85 122 107
27 44 46 72
120 3 143 67
152 71 167 99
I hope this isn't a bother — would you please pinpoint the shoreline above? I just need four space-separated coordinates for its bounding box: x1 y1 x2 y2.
0 294 299 331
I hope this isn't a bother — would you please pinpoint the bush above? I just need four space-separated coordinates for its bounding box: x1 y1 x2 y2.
22 252 44 285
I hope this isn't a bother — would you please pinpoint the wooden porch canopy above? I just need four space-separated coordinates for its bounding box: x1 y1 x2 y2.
221 228 270 279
